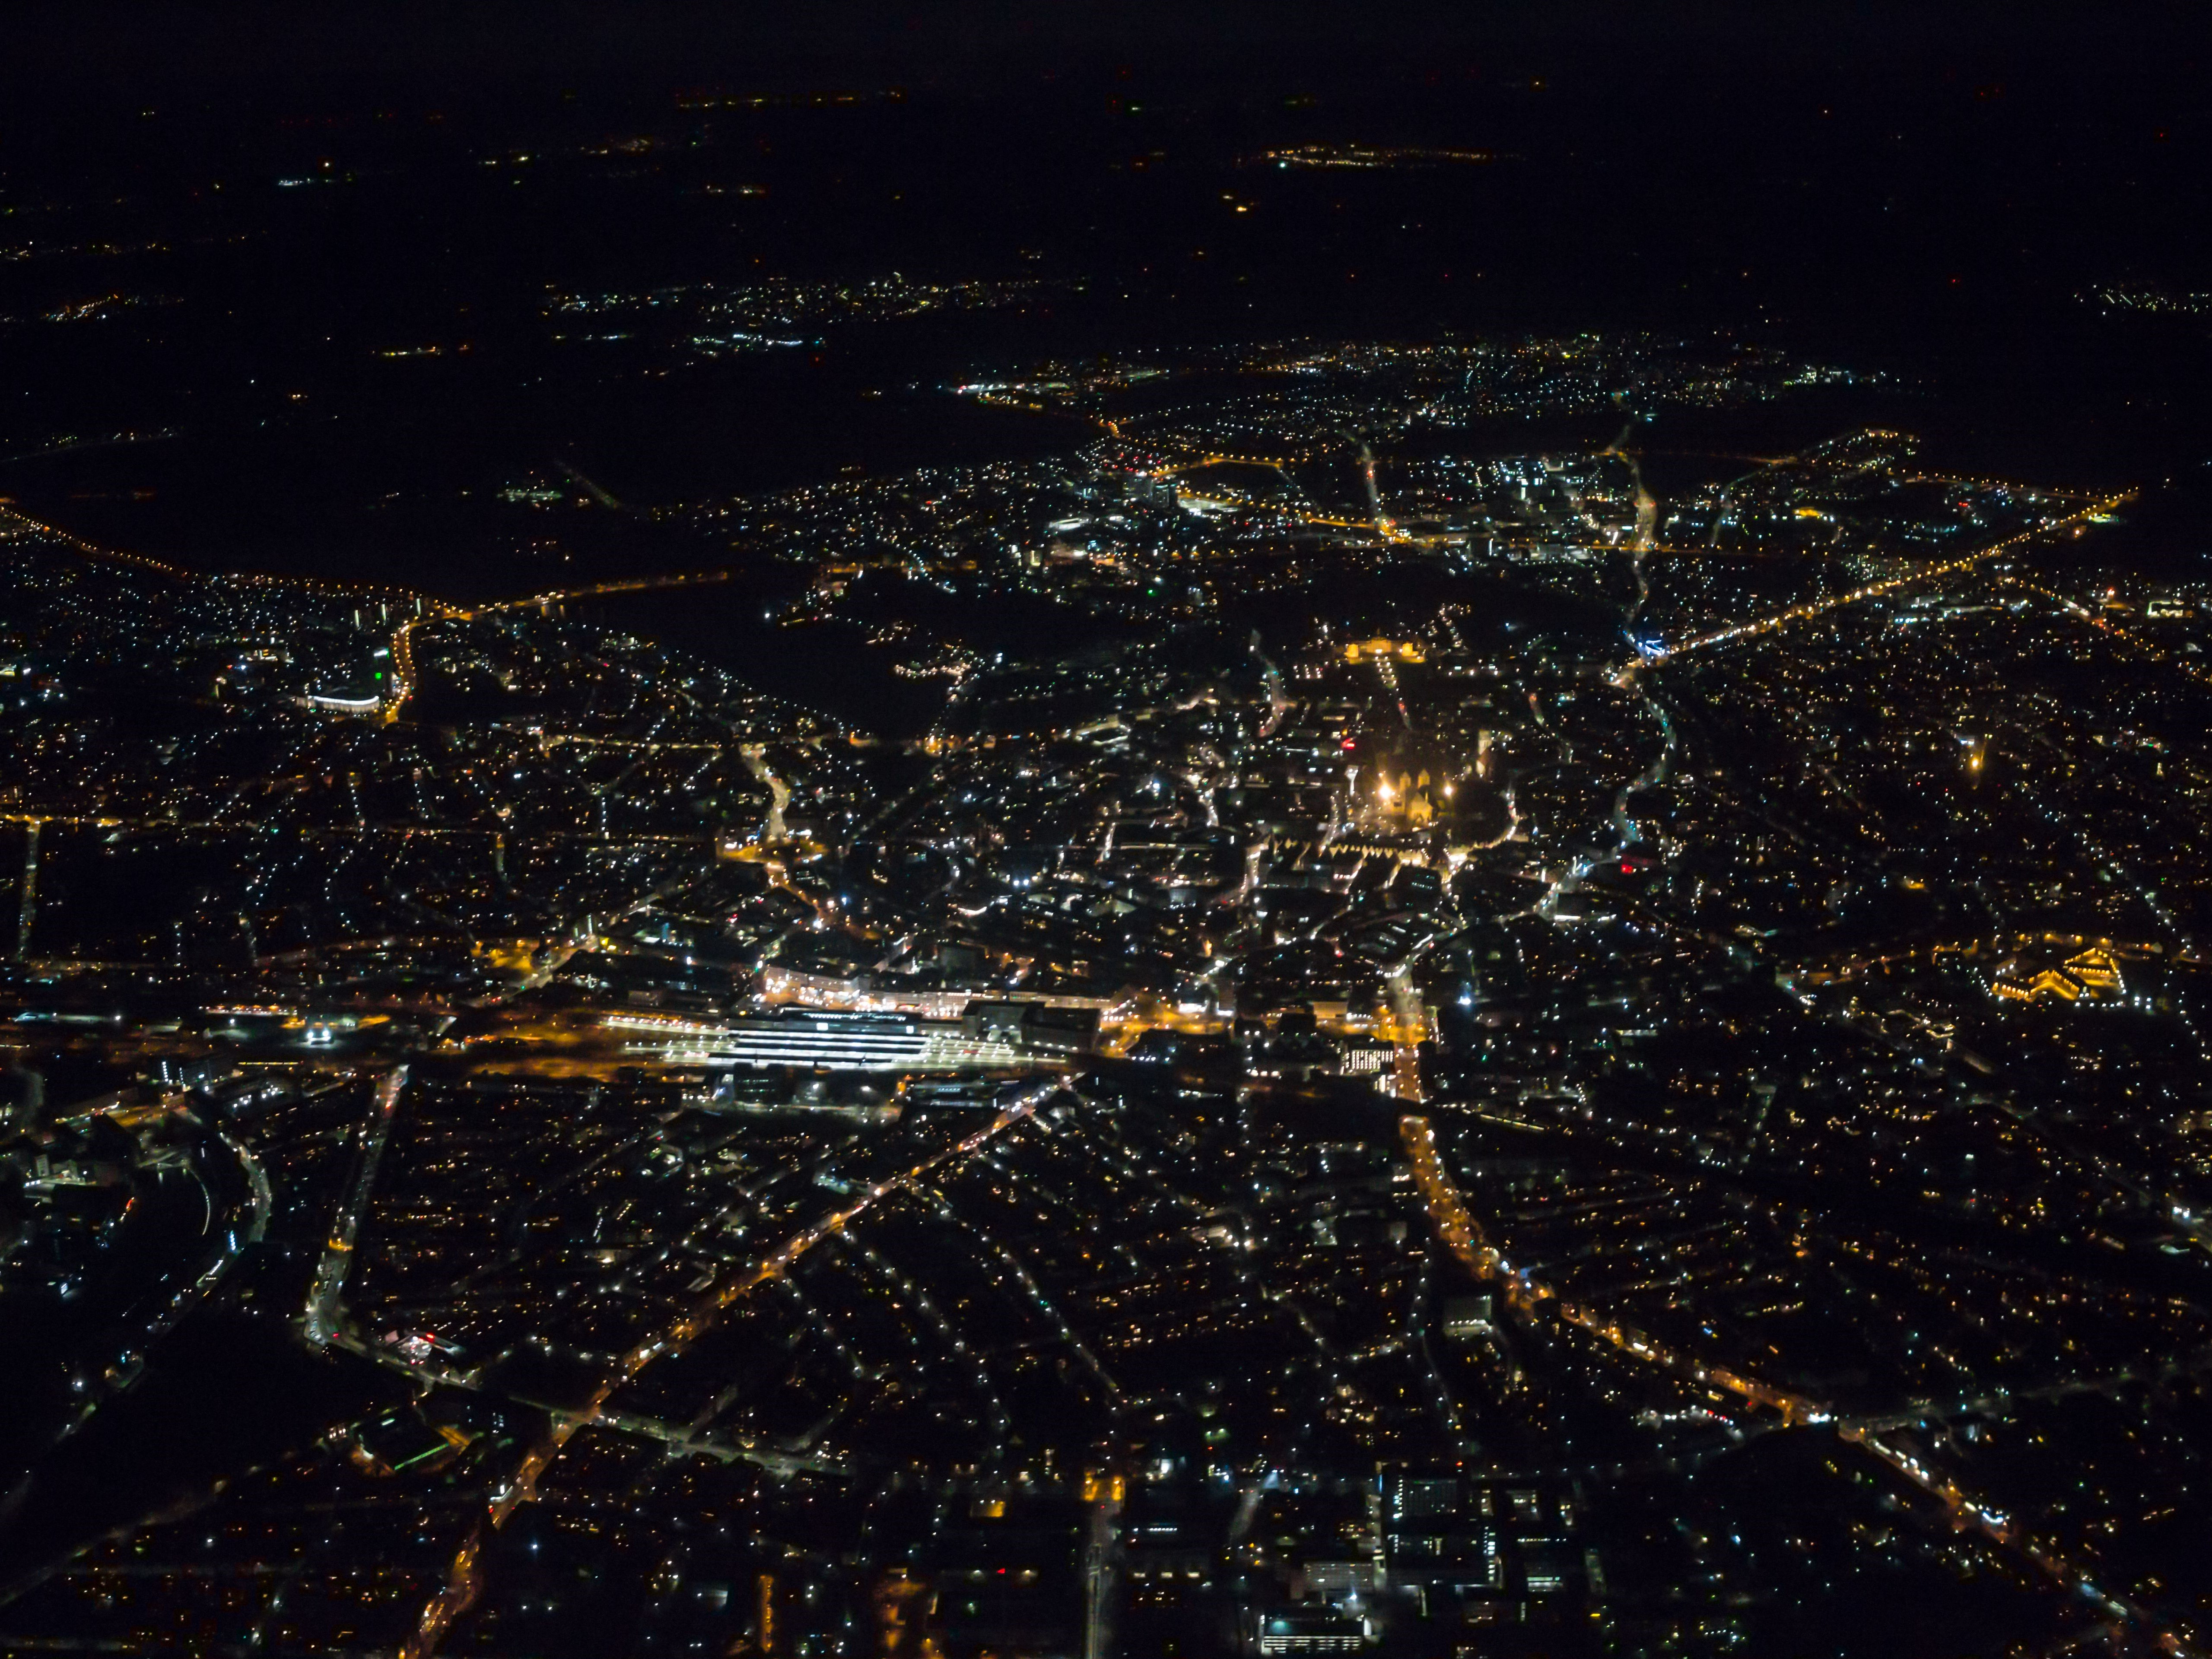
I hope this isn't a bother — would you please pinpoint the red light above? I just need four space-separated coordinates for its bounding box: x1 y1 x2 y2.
1341 739 1355 751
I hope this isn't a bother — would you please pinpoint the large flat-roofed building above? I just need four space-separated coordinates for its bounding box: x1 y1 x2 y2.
704 1010 1028 1071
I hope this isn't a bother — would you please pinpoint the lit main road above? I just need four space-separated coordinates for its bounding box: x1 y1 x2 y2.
737 744 790 843
302 1065 408 1348
1648 494 2133 661
2005 574 2212 692
2 502 432 616
472 568 736 614
0 809 709 842
1397 1113 2201 1656
386 615 421 720
1383 963 1427 1103
382 605 464 721
400 1080 1060 1659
